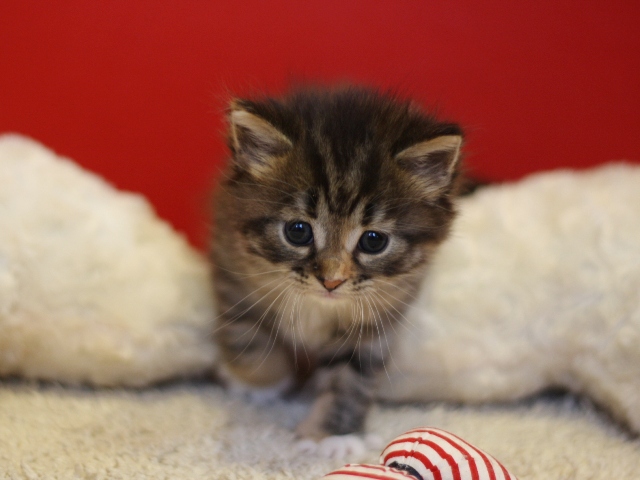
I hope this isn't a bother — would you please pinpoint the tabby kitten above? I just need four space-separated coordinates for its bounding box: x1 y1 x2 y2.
211 86 463 444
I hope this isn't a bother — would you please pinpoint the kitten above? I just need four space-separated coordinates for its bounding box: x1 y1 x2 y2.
210 86 463 445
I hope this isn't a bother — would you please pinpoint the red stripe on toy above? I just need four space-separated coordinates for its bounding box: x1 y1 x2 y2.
383 448 444 480
385 436 466 480
412 429 482 480
324 468 414 480
359 465 393 472
433 430 498 480
357 464 415 478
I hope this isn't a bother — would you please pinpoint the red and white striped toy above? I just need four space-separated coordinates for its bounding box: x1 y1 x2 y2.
323 427 518 480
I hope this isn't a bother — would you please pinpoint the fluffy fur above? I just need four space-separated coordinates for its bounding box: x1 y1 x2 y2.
210 87 464 443
0 134 215 386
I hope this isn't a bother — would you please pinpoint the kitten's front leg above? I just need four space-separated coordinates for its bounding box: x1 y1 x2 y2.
295 346 383 457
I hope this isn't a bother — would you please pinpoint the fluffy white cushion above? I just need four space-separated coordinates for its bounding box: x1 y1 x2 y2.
379 164 640 433
0 134 216 386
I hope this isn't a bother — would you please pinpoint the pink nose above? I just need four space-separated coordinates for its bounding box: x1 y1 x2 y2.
323 278 345 291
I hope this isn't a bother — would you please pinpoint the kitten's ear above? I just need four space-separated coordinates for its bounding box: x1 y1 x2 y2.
228 102 293 175
395 135 462 195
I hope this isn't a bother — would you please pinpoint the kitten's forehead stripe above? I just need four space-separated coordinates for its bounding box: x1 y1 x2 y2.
304 188 319 219
306 139 332 201
347 192 364 216
362 202 376 226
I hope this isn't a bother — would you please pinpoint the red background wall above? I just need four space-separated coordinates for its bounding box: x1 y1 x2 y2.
1 1 639 248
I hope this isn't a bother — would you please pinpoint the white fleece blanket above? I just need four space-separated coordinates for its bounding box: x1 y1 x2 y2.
382 164 640 435
0 134 215 386
1 135 639 478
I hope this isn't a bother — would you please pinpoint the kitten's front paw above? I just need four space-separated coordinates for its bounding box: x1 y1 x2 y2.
295 434 370 460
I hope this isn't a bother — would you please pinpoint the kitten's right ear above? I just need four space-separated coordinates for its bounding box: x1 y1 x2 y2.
395 134 463 196
228 102 293 175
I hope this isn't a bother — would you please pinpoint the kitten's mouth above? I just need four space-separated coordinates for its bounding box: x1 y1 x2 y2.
309 288 343 301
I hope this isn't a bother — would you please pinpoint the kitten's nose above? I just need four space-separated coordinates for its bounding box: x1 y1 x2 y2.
322 278 345 291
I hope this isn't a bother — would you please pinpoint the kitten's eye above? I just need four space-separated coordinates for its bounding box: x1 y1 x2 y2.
358 231 388 254
284 221 313 246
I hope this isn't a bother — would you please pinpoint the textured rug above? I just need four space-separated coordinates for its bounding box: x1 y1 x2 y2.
2 380 639 479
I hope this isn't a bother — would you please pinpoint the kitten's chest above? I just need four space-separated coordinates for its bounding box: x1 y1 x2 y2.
281 297 352 351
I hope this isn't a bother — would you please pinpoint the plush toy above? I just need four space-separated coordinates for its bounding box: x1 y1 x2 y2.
324 427 517 480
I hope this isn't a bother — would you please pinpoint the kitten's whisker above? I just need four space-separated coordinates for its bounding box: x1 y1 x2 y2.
380 315 406 378
210 276 289 335
252 284 296 374
230 280 294 365
374 283 421 311
252 280 294 334
210 279 282 335
355 297 368 377
287 292 302 336
326 309 359 347
325 317 360 366
374 294 402 337
269 283 297 343
232 281 293 344
374 278 419 301
289 292 311 367
288 292 302 370
367 290 411 380
363 293 392 384
371 291 410 379
371 293 396 375
369 290 418 335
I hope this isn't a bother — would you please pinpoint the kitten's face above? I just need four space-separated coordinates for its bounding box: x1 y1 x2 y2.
233 153 448 304
215 88 462 316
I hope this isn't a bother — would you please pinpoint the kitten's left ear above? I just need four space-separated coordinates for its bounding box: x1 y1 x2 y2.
395 135 462 195
228 102 293 176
